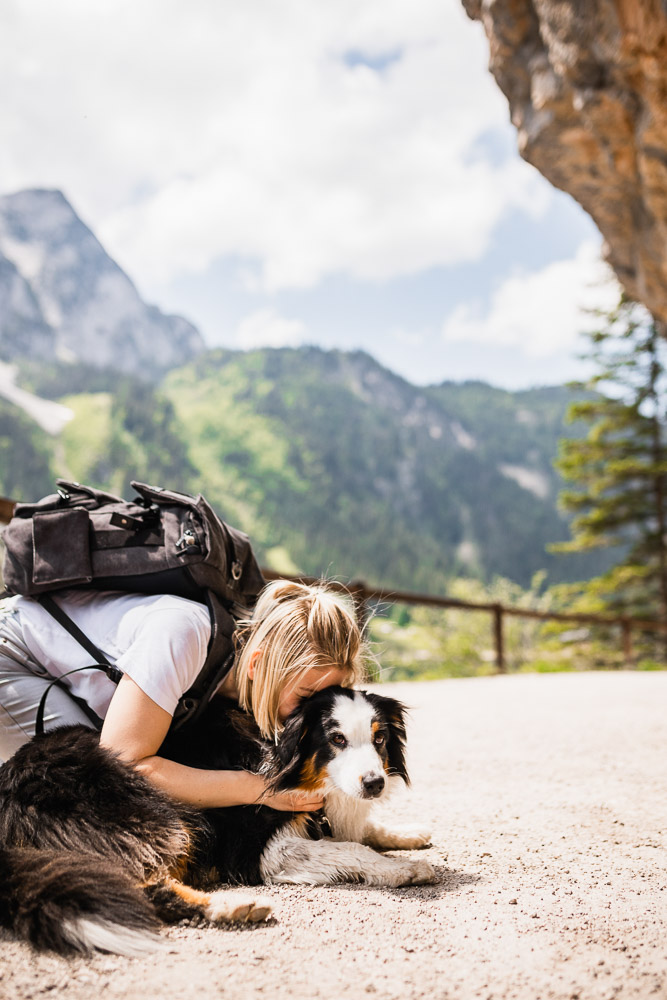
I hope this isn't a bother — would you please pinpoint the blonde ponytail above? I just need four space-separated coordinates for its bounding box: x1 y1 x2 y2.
234 580 366 739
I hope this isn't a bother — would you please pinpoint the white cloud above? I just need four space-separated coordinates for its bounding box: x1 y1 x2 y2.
441 242 621 357
234 308 307 350
0 0 551 294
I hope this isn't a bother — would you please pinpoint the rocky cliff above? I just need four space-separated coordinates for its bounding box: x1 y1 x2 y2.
463 0 667 327
0 189 204 376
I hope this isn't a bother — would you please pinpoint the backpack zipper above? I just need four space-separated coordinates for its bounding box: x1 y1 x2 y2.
176 513 202 555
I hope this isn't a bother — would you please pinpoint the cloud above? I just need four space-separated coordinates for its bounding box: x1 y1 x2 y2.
234 308 307 349
0 0 551 294
441 242 621 357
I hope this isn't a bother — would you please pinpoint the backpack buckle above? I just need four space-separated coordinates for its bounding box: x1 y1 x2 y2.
110 512 146 532
176 529 201 554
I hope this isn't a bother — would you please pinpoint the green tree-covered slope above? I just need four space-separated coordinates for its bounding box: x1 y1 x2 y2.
2 348 613 593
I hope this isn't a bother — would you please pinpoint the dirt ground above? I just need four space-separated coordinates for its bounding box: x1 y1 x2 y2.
1 670 665 1000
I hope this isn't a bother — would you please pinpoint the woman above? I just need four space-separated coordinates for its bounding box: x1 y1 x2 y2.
0 579 364 812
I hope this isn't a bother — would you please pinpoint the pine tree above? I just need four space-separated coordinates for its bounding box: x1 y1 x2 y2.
552 298 667 630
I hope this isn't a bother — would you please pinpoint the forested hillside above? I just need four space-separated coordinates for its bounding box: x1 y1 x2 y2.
4 348 612 594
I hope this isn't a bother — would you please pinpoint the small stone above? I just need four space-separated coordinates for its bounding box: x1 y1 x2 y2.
509 898 518 905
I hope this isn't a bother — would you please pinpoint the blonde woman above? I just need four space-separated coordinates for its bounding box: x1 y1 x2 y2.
0 580 364 811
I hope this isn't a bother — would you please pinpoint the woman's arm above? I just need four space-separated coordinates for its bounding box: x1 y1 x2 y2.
100 675 322 811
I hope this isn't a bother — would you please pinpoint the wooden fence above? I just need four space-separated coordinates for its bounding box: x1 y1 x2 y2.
261 569 667 671
2 496 665 672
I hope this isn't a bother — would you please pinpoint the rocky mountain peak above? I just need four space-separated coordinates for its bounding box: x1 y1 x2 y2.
0 188 204 377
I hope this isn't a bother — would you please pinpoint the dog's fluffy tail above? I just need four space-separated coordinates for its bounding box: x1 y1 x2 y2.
0 846 162 956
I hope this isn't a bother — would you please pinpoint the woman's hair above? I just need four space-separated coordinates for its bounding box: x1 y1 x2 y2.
234 579 366 739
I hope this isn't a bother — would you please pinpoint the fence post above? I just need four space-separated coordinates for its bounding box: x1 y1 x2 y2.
621 618 634 668
493 604 506 674
349 580 370 632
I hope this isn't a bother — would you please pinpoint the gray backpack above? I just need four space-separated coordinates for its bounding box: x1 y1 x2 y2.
1 479 265 731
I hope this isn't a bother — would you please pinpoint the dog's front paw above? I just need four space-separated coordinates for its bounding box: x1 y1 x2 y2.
372 858 436 888
405 859 436 885
206 890 273 924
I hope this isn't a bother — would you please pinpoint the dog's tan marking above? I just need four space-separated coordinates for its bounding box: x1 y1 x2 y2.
164 877 211 908
299 754 327 790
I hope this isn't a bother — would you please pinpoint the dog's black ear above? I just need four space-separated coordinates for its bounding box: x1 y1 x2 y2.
269 707 310 791
367 692 410 785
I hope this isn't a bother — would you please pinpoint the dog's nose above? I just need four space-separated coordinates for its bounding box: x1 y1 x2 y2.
361 773 385 798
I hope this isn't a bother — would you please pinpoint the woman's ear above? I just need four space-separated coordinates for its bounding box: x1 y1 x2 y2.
247 648 263 681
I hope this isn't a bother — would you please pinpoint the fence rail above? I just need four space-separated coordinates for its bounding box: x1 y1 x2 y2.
2 496 665 671
261 569 667 671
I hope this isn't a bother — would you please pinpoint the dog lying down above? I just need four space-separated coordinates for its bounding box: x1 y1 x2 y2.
0 686 434 956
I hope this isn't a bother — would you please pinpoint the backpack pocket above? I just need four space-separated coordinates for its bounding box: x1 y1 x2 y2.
32 508 93 587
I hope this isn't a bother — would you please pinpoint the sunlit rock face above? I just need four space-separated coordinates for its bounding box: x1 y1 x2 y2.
0 251 56 362
463 0 667 326
0 189 205 376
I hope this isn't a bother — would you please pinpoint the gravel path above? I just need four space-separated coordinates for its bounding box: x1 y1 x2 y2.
1 671 666 1000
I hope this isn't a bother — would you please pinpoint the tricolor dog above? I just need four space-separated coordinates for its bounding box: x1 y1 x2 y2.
0 686 434 955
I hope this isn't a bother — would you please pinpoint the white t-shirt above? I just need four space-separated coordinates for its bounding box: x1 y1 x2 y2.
10 590 211 719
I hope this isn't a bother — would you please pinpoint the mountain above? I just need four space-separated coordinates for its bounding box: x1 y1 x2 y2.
0 252 55 361
0 187 613 593
3 349 613 594
0 189 204 377
159 348 611 591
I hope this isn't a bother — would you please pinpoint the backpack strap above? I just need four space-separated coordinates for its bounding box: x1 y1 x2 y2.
169 591 237 732
34 595 124 736
34 668 105 736
37 595 123 683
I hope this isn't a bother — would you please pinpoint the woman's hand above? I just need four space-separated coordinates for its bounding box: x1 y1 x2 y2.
257 787 325 812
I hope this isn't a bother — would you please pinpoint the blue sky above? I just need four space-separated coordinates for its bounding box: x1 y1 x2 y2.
0 0 619 389
160 178 602 388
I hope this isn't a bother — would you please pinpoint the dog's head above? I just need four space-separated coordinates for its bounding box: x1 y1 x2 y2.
271 686 409 800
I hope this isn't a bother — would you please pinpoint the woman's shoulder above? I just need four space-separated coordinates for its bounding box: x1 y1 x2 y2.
14 590 211 650
54 589 210 624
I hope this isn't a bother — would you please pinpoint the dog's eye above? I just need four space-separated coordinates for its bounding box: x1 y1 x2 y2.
330 732 347 748
373 732 386 747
